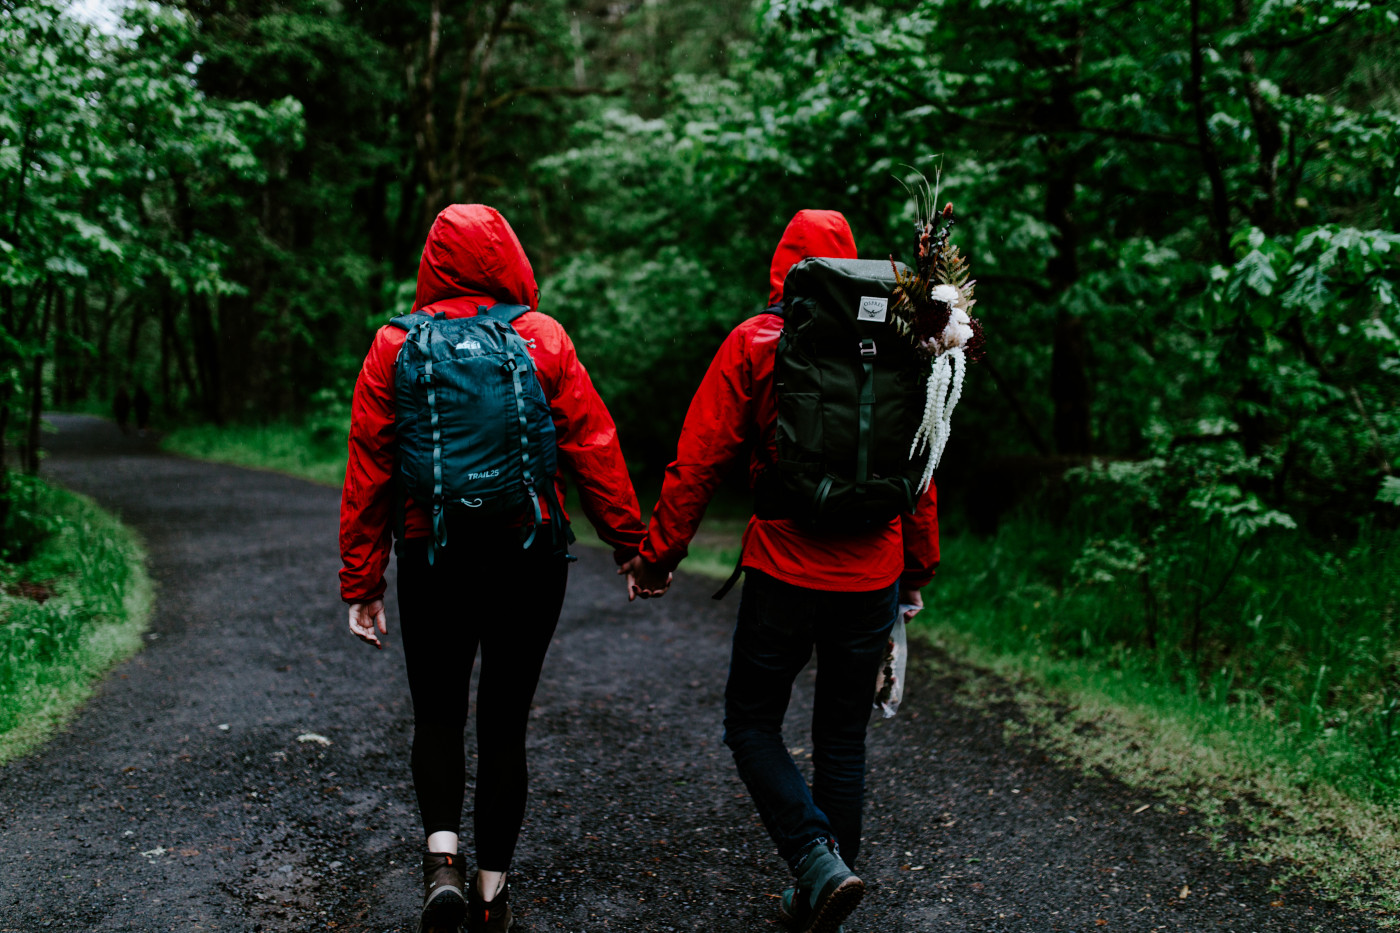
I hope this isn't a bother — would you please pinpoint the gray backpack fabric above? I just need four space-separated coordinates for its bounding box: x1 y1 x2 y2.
389 304 570 561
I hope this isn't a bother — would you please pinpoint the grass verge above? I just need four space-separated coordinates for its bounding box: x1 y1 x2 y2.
913 522 1400 922
0 476 153 763
163 422 347 487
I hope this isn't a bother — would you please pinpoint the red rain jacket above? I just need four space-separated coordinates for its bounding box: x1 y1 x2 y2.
639 210 940 592
339 205 646 604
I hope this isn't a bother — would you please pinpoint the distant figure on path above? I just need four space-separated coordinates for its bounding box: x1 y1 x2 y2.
113 384 132 434
133 385 152 433
623 210 939 933
339 204 646 933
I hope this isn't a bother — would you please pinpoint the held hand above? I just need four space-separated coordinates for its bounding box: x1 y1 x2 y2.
348 599 387 649
618 556 673 602
898 586 924 622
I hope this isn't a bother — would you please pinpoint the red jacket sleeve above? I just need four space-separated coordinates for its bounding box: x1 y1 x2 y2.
338 327 399 604
640 324 755 572
900 480 940 588
538 320 646 560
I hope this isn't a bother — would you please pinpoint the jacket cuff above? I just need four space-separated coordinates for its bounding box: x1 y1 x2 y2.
612 544 639 565
342 582 387 605
900 567 936 590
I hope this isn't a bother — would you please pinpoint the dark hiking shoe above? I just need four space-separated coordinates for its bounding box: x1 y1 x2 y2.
780 890 845 933
417 851 466 933
467 876 514 932
776 840 864 933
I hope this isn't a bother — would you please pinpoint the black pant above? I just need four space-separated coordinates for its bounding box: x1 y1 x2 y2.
396 531 569 871
723 571 897 871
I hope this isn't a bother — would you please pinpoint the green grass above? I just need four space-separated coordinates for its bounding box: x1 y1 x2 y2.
914 517 1400 920
0 476 153 763
163 421 348 487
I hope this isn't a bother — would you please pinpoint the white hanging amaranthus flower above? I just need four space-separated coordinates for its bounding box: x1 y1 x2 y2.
909 345 966 494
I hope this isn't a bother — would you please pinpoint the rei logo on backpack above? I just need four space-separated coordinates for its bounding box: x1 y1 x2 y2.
389 304 570 562
755 258 928 532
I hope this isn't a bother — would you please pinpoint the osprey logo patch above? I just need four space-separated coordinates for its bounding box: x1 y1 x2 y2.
857 296 889 323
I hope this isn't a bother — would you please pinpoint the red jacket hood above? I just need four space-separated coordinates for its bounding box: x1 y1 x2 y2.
767 209 858 307
413 204 540 313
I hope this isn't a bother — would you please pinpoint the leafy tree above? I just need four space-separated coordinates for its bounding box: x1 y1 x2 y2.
0 0 299 535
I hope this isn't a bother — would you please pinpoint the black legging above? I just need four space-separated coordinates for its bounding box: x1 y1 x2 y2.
396 530 569 871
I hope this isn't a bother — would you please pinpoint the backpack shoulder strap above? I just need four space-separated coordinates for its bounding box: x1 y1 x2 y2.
479 303 533 324
753 303 784 320
388 313 420 331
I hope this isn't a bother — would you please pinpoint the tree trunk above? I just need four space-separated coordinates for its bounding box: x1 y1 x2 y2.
1191 0 1234 264
1234 0 1283 232
96 291 117 400
0 386 9 533
52 287 69 408
1038 23 1092 456
413 0 446 234
24 284 55 474
188 292 223 424
72 285 92 401
160 282 198 407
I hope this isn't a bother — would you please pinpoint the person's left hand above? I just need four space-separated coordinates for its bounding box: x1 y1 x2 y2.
618 556 673 601
898 586 924 621
348 599 387 648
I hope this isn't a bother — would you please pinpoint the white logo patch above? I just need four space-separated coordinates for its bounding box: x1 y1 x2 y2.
454 338 482 351
857 296 889 323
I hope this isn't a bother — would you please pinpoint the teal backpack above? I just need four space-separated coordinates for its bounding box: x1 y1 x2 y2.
389 304 571 562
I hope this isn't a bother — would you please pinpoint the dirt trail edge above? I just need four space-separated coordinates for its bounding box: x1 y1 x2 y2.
0 414 1374 933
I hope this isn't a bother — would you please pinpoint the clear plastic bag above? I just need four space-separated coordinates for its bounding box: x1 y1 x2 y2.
874 609 912 719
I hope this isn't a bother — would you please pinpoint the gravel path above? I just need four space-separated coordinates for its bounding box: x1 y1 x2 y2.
0 414 1378 932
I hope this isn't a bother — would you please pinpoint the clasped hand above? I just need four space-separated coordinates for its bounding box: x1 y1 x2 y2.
618 555 672 602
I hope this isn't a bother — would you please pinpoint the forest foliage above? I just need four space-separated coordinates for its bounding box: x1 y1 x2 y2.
3 0 1399 788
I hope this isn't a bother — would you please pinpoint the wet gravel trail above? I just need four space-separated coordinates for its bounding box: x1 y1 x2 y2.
0 414 1379 932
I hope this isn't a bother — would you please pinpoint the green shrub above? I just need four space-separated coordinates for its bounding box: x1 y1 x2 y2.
0 475 152 762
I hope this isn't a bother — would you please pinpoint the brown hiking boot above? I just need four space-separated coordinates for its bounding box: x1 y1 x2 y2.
467 875 513 932
417 851 466 933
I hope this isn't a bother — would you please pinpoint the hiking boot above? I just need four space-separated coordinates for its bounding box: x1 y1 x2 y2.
467 875 513 932
417 851 466 933
776 840 864 933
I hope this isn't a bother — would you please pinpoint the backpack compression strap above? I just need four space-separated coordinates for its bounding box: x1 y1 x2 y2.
479 303 532 323
413 322 450 564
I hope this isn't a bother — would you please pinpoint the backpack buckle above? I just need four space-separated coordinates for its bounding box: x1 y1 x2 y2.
417 372 433 386
502 357 519 372
859 339 877 357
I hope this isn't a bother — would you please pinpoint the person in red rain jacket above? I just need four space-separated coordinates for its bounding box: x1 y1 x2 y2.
340 204 645 933
622 209 939 933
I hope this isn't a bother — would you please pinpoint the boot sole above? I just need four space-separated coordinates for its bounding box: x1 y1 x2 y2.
417 886 466 933
808 875 865 933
